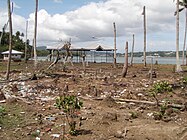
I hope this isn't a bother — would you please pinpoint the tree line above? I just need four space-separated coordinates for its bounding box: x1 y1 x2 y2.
0 31 32 58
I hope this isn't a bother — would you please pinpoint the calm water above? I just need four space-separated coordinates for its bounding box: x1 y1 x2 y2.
38 56 183 65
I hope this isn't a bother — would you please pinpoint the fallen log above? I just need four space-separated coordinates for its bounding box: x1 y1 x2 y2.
79 96 185 109
0 100 6 103
47 50 60 70
115 98 185 109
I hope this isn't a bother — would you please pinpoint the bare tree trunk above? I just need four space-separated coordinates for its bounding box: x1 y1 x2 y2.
6 0 13 80
33 0 38 67
182 9 187 65
143 6 147 67
25 20 28 63
130 34 135 66
185 9 187 66
47 50 59 70
176 0 182 72
113 22 117 68
122 42 128 77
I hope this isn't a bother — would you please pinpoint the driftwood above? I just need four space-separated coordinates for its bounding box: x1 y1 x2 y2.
64 41 74 66
79 96 185 109
122 42 128 77
0 100 6 103
115 98 185 109
47 50 60 70
12 95 31 104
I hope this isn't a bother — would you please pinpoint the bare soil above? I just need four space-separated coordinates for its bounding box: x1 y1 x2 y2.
0 62 187 140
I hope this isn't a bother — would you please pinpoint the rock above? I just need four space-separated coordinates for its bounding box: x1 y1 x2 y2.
114 130 124 138
31 74 37 80
0 92 6 101
44 127 51 132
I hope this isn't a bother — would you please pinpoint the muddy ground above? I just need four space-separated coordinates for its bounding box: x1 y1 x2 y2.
0 61 187 140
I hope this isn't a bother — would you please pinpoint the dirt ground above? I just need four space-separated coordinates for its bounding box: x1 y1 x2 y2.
0 61 187 140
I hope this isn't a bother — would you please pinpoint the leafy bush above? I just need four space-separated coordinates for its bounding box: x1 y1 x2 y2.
0 105 6 124
182 77 187 84
55 95 83 135
152 81 172 93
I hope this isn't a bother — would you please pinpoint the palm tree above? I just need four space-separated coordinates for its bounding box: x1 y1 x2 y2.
175 0 187 65
175 0 183 72
6 0 13 80
33 0 38 67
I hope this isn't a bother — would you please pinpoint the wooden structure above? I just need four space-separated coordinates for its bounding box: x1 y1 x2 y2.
46 42 114 63
1 49 23 61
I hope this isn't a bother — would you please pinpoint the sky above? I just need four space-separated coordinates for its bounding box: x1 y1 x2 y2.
0 0 186 52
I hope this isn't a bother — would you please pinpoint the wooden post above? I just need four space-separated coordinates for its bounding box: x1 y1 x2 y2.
122 42 128 77
175 0 182 72
6 0 13 80
33 0 38 67
142 6 147 67
130 34 135 66
24 20 28 63
113 22 117 68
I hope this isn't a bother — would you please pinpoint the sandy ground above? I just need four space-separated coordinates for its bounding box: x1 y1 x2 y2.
0 62 187 140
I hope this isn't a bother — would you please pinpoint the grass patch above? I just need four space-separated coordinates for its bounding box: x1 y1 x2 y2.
0 103 27 129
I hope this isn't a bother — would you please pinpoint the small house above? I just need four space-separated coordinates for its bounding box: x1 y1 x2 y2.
1 49 23 61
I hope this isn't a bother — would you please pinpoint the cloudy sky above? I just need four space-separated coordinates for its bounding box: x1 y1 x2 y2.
0 0 186 52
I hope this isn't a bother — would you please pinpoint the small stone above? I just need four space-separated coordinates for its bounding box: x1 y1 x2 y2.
0 92 6 101
45 127 51 132
114 130 124 138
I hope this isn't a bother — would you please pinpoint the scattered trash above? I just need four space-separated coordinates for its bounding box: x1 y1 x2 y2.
35 137 40 140
51 134 60 138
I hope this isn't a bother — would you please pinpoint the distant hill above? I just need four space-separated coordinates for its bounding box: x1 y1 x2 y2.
37 46 46 50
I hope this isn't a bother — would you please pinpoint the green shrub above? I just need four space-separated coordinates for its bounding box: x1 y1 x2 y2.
152 81 172 93
55 95 83 136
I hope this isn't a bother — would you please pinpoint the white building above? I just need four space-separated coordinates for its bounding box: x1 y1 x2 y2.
1 49 23 61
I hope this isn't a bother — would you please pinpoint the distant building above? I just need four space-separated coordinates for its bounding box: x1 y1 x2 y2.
1 49 23 61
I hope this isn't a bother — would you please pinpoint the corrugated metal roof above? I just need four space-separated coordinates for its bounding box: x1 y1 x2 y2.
1 49 23 54
46 42 114 51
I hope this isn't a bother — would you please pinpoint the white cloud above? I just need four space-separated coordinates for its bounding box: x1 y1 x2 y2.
0 0 185 51
53 0 63 3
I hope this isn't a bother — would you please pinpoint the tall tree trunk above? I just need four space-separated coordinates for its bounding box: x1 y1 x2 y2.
25 20 28 63
185 9 187 66
183 9 187 65
122 42 128 77
176 0 182 72
33 0 38 67
143 6 147 67
130 34 135 66
6 0 13 80
113 22 117 68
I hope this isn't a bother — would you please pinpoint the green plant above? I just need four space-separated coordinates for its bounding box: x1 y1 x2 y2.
182 77 187 84
55 95 83 136
130 111 138 119
0 105 6 124
152 81 172 93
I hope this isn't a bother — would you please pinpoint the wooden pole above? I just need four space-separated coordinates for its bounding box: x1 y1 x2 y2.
143 6 147 67
24 20 28 63
6 0 13 80
130 34 135 66
122 42 128 77
33 0 38 67
176 0 182 72
113 22 117 68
